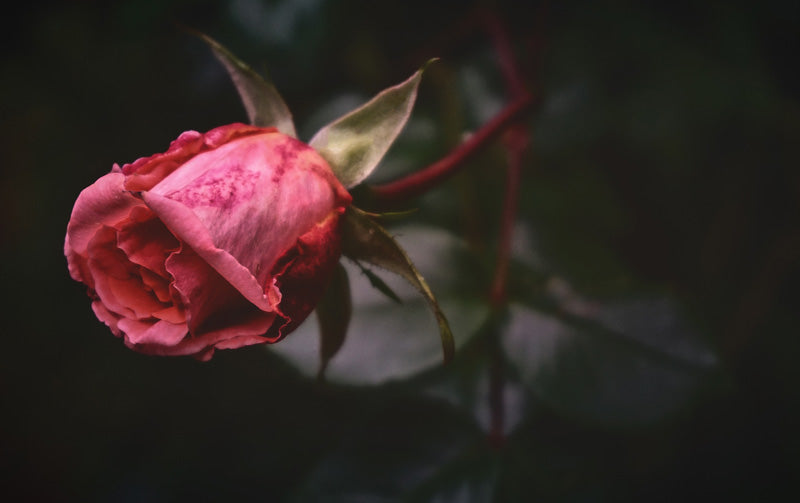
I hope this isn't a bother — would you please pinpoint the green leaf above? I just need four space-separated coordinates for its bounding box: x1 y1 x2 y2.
314 262 351 381
309 60 436 187
502 297 719 428
352 259 403 304
197 32 297 137
340 207 455 364
292 396 489 501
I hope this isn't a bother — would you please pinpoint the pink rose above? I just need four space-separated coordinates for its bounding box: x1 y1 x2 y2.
65 123 352 361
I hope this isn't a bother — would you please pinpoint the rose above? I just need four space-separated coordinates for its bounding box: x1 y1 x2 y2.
65 123 352 361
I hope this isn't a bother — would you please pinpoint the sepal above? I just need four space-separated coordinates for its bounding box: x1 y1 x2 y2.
309 60 437 188
315 262 352 380
340 206 454 364
198 33 297 137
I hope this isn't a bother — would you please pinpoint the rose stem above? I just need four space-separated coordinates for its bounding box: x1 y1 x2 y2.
367 93 532 206
488 128 527 308
483 7 539 449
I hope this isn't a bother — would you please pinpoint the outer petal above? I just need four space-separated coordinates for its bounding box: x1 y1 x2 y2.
266 209 344 340
91 301 123 336
65 172 145 282
143 131 351 310
165 244 277 342
142 191 276 311
122 124 273 191
126 321 274 359
118 318 187 346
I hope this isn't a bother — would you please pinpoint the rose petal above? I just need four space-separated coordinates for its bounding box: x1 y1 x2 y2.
122 130 205 191
86 227 167 319
105 275 169 319
143 191 276 311
140 268 172 303
152 305 185 324
65 172 144 281
91 301 122 337
127 322 272 358
118 317 187 346
166 244 276 339
146 132 349 294
116 207 179 277
213 333 275 350
122 124 272 191
65 172 145 257
266 209 344 340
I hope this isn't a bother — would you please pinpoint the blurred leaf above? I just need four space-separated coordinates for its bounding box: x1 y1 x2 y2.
291 396 490 502
270 225 487 385
414 312 528 437
502 296 718 428
309 60 435 187
197 32 297 137
341 206 454 364
315 262 351 381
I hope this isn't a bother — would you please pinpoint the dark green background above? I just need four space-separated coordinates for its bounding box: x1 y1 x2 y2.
2 0 798 500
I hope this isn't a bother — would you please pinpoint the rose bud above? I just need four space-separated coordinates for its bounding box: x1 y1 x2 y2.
65 123 352 361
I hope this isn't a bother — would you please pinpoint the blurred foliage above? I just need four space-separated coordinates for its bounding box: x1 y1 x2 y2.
1 0 799 501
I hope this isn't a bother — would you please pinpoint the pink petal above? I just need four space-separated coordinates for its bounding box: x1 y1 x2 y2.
142 191 276 311
65 172 144 282
122 124 272 191
118 317 187 346
265 209 344 340
65 172 145 258
85 227 166 319
213 334 275 350
143 132 350 308
126 321 272 358
116 206 179 277
165 244 276 340
152 305 185 324
140 268 172 303
91 301 123 336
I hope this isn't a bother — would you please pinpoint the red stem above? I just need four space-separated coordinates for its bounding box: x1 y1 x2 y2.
489 127 527 307
484 10 527 99
368 92 533 205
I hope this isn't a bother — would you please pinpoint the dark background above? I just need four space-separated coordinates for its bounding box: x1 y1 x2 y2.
2 0 799 501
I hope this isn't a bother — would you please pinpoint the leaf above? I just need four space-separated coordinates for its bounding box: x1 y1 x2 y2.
340 207 455 364
292 396 489 502
197 32 297 137
314 262 351 381
501 297 719 428
353 259 403 304
309 59 436 187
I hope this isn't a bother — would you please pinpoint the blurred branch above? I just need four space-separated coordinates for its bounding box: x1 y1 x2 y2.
724 229 800 359
367 3 543 207
489 124 529 308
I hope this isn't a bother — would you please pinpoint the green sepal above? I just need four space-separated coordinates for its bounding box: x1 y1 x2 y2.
309 59 437 188
353 259 403 304
360 208 419 221
315 262 352 381
197 32 297 137
340 206 455 364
